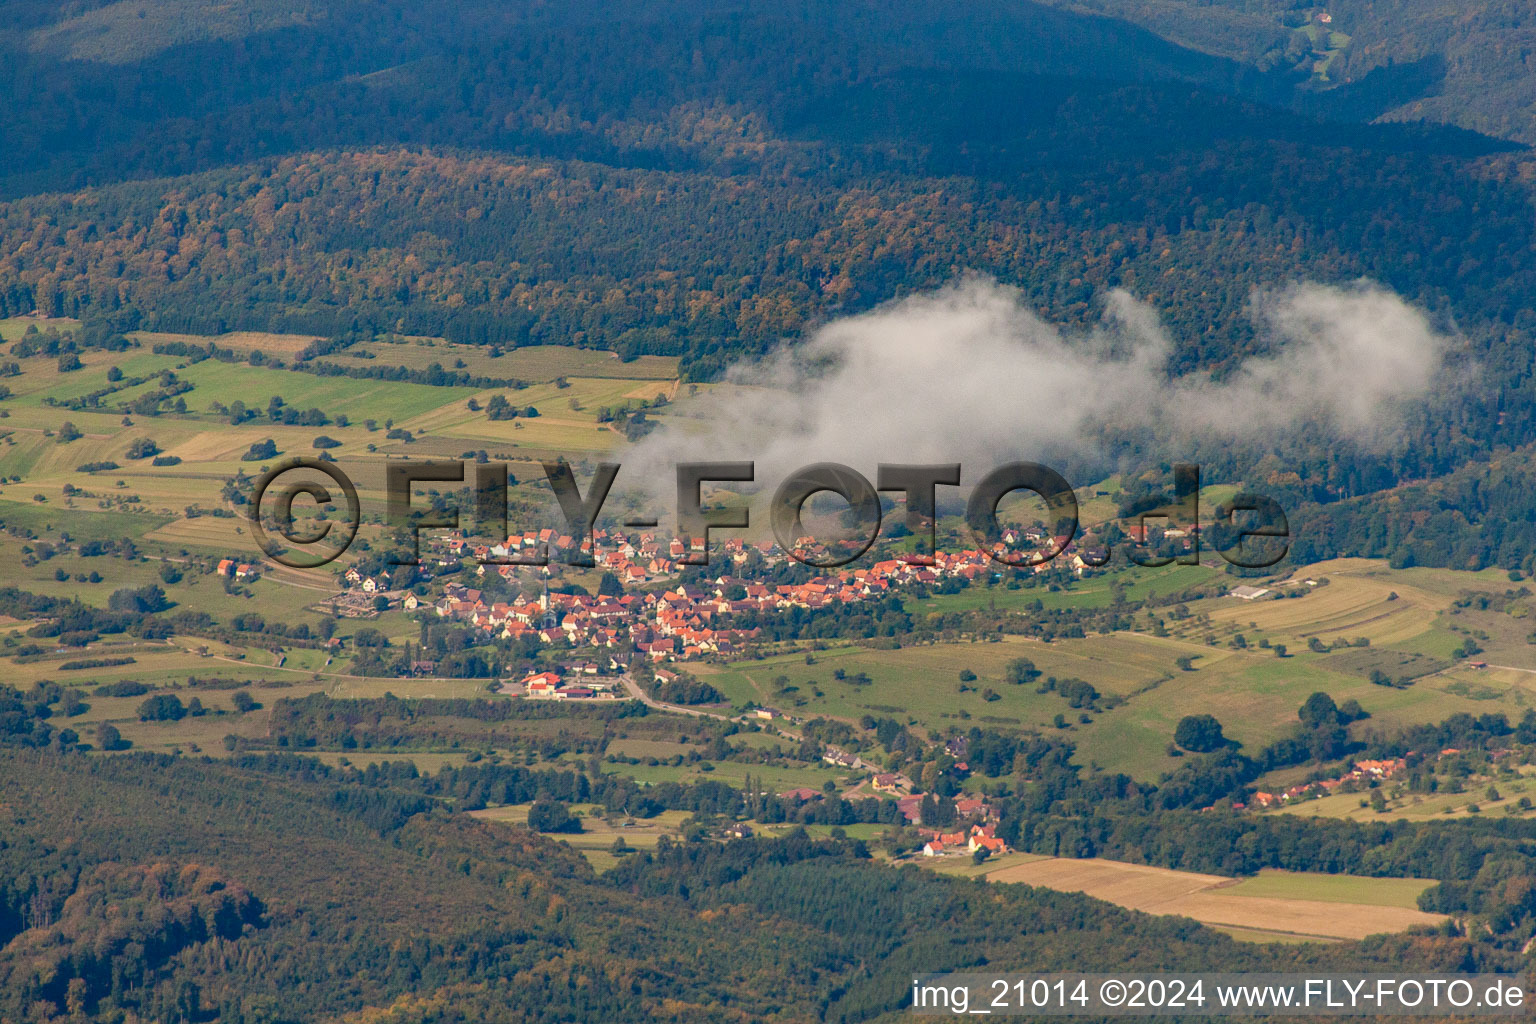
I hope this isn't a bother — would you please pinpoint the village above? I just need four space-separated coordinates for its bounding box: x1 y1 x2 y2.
317 521 1148 671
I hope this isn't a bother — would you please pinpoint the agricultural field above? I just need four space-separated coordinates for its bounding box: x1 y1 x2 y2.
402 374 674 455
353 337 681 381
974 857 1443 942
0 326 685 518
1169 562 1451 649
1220 870 1434 908
922 850 1051 878
128 330 320 357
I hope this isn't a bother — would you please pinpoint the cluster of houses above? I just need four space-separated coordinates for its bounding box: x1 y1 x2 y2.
921 821 1009 857
341 566 394 592
444 527 1121 585
768 784 999 831
892 794 996 826
502 658 627 701
1246 746 1530 811
822 746 874 771
1245 756 1408 809
213 559 258 580
411 580 765 657
516 668 624 701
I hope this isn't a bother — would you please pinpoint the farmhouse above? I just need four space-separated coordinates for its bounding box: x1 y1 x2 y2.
1229 585 1271 601
969 834 1008 855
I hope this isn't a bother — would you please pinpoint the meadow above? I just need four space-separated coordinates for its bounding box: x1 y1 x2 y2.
470 804 695 871
908 561 1216 616
1272 767 1536 822
353 337 680 381
694 589 1535 781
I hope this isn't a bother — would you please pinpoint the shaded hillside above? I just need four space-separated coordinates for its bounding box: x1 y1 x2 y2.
0 749 1500 1022
1034 0 1536 144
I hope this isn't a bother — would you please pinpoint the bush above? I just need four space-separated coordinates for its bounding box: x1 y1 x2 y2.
242 438 279 461
125 438 161 459
60 656 135 671
93 680 150 697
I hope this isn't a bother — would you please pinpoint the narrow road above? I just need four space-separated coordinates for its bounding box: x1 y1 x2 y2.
619 672 732 719
618 672 805 742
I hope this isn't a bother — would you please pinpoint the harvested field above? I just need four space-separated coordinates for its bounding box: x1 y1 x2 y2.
981 857 1445 941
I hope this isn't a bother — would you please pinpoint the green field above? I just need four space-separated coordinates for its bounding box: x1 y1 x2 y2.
1220 870 1433 908
910 562 1217 617
0 316 81 341
472 804 695 870
697 588 1536 781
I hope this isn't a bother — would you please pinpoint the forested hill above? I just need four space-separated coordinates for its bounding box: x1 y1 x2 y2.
0 0 1528 375
0 750 1499 1022
1030 0 1536 146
